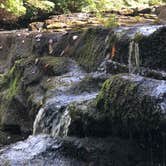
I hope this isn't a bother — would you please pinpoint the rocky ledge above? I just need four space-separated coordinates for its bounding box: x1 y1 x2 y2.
0 23 166 165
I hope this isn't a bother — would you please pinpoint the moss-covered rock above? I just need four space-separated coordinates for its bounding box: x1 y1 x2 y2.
52 28 114 72
70 75 104 94
0 56 44 138
66 74 166 139
0 52 77 144
72 28 112 72
0 135 146 166
95 74 166 136
0 31 63 74
110 26 166 72
39 56 69 76
67 99 112 137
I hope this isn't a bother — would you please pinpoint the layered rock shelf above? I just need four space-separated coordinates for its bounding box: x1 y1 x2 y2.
0 23 166 165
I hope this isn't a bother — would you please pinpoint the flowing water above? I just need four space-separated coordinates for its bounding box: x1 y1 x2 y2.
128 41 140 73
0 24 166 165
33 60 98 137
113 24 166 75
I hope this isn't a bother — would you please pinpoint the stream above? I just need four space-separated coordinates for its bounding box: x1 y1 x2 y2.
0 23 166 165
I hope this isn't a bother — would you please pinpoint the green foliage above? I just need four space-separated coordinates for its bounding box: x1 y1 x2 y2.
0 0 54 18
21 0 54 21
49 0 86 12
3 0 26 16
3 65 20 100
27 0 54 11
0 0 165 21
149 0 163 5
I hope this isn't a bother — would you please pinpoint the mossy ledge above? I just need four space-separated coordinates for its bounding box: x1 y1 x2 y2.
0 54 74 145
66 74 166 139
0 57 40 140
95 74 166 137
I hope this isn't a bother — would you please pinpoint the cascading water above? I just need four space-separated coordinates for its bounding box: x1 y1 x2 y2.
33 60 98 138
33 105 71 137
33 92 98 137
128 40 140 74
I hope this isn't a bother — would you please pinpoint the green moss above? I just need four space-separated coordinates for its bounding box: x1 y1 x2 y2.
5 75 20 101
72 28 111 71
95 74 164 136
0 66 16 90
95 78 112 112
0 60 23 102
76 30 97 71
123 81 137 96
96 75 138 114
0 74 5 88
39 56 69 76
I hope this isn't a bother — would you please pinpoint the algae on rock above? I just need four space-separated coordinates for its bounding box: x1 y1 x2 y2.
39 56 69 76
96 74 165 136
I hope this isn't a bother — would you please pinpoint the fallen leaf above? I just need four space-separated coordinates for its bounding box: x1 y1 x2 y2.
111 45 116 59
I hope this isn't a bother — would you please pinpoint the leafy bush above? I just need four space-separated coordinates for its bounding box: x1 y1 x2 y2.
0 0 165 22
49 0 86 12
24 0 55 20
1 0 26 16
26 0 54 11
8 0 26 15
0 0 54 19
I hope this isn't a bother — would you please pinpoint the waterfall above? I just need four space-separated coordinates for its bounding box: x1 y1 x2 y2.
33 92 98 138
51 107 71 137
128 40 140 74
33 105 71 137
32 58 99 138
33 108 45 135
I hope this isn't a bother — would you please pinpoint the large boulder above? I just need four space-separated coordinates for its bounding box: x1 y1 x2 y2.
1 25 166 74
96 74 166 136
66 74 166 138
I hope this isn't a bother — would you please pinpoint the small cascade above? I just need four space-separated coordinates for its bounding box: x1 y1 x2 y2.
128 40 140 74
33 93 98 137
51 108 71 137
33 59 98 138
33 105 71 137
